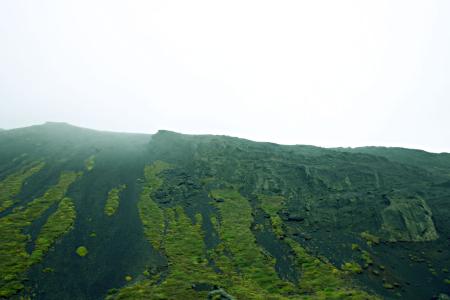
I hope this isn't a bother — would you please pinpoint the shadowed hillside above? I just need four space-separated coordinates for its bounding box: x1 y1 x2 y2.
0 123 449 299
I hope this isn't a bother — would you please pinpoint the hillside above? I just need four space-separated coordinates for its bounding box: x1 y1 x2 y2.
0 123 449 299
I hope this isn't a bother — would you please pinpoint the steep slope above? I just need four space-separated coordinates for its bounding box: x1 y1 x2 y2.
0 124 449 299
335 146 450 177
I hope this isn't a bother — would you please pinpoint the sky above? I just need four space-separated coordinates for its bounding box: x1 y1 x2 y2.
1 1 450 153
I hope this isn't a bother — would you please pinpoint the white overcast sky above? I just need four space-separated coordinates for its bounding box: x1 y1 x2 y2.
1 1 449 152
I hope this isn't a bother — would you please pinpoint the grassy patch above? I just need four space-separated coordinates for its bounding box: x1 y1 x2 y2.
110 206 220 299
0 171 80 298
341 262 363 274
0 162 44 212
258 194 285 239
112 176 378 299
30 197 76 263
137 161 171 250
104 184 126 216
210 189 295 298
286 239 376 299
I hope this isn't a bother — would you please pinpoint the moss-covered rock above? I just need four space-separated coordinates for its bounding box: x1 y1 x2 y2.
381 196 438 242
76 246 89 257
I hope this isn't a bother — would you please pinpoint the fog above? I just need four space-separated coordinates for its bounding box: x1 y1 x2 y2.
1 1 449 152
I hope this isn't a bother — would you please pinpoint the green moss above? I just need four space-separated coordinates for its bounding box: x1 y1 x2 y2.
76 246 88 257
125 276 132 282
111 206 220 299
0 171 80 298
258 194 285 215
287 238 341 291
137 161 171 250
360 231 380 246
104 184 126 216
258 194 285 239
341 262 363 274
286 239 376 299
257 195 377 299
271 215 285 239
383 282 394 289
42 267 54 273
210 189 296 298
351 244 360 251
153 208 220 298
444 279 450 284
361 250 373 267
112 175 378 300
0 162 45 212
85 155 95 171
30 197 76 263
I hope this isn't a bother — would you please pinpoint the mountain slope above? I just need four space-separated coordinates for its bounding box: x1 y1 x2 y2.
0 123 449 299
335 146 450 177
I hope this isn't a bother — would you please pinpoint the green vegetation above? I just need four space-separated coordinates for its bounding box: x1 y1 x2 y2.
258 194 285 239
76 246 89 257
383 282 394 289
85 155 95 171
1 124 449 299
286 239 376 299
0 162 44 212
30 197 76 263
257 194 376 298
137 161 171 250
155 208 218 298
210 189 295 297
361 250 373 267
110 206 220 299
112 173 378 299
341 262 363 274
360 231 380 246
0 171 80 298
42 267 54 273
104 184 126 216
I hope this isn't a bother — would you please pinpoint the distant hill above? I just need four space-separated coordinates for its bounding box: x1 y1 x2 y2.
0 123 449 299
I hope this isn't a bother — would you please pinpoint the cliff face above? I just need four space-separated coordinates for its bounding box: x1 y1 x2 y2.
381 196 438 242
0 123 449 299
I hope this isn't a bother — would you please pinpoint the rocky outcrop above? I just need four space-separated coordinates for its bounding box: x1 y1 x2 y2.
381 196 438 242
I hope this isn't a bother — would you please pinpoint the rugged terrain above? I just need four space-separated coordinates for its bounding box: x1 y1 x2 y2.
0 122 449 299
